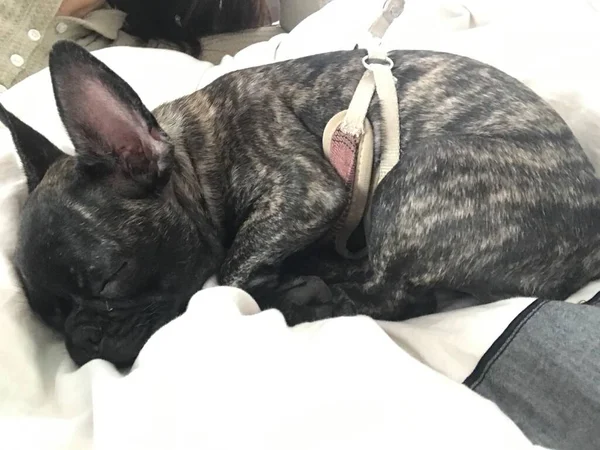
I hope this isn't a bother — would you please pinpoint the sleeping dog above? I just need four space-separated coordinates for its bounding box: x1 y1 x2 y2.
2 41 600 367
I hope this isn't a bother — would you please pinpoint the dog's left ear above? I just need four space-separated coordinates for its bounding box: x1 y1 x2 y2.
49 41 172 188
0 103 64 192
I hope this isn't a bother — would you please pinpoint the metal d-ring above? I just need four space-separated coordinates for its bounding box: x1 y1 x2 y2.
362 55 394 71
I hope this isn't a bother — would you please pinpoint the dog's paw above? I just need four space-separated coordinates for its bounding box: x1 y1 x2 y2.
278 275 332 306
275 276 336 325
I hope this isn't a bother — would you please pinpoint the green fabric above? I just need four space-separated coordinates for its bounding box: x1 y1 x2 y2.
0 0 179 89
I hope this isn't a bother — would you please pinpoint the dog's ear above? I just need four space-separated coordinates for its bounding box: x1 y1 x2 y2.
0 103 64 192
49 41 172 188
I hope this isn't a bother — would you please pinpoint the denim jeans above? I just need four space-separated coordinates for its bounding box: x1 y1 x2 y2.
465 294 600 450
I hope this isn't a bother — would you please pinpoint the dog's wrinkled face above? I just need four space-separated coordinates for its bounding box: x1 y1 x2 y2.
1 42 221 367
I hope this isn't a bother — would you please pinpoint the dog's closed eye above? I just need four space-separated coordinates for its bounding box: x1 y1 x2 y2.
99 261 129 298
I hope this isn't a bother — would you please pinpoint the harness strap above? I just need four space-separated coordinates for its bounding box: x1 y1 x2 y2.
366 50 401 190
324 0 405 258
369 0 406 38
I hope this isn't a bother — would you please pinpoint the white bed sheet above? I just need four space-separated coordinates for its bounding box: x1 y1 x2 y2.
2 0 600 448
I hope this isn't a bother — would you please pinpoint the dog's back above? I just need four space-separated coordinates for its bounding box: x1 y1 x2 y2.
169 49 600 308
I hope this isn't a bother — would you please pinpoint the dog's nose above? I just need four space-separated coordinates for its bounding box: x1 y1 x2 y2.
67 324 103 366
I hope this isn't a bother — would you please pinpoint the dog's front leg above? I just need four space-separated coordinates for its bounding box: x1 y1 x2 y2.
218 176 346 309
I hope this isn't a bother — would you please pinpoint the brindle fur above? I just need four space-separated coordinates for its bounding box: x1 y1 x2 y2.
3 41 600 367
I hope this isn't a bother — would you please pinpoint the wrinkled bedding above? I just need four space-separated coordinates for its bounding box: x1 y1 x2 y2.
1 0 600 448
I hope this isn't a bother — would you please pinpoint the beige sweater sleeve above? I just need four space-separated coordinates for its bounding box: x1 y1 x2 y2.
0 0 64 91
0 1 182 91
0 0 317 92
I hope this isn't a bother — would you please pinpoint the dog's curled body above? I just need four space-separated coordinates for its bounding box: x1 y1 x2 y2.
154 49 600 318
4 43 600 366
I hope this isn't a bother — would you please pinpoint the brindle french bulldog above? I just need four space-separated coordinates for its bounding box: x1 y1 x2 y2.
2 41 600 367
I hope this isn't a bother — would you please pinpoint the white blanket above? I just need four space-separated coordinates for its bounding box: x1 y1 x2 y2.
2 0 600 448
